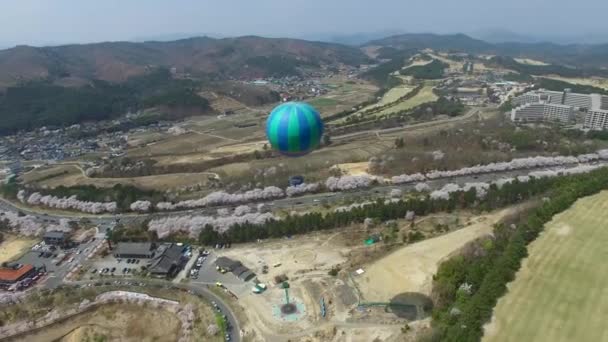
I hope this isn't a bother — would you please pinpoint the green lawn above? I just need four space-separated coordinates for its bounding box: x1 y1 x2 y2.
374 85 437 116
483 191 608 342
307 97 340 108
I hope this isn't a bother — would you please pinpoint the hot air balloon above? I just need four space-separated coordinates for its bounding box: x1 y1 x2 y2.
266 102 324 157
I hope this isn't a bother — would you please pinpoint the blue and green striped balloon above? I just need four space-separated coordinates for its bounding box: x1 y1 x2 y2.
266 102 324 157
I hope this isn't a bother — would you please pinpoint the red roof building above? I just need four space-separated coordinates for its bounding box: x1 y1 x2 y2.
0 264 35 284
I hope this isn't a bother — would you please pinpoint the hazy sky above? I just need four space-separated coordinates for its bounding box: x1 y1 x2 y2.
2 0 608 46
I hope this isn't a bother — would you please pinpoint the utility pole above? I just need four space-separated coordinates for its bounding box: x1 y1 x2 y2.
281 281 290 304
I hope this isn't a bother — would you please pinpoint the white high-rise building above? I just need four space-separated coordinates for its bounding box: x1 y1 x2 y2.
543 103 575 123
584 109 608 130
511 102 574 123
511 88 608 126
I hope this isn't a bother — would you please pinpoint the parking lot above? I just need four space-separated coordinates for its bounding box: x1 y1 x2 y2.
188 251 251 297
87 255 148 279
10 236 103 288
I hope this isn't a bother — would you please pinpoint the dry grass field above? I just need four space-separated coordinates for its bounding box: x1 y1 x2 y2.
309 78 379 117
333 162 370 176
210 135 394 182
0 234 38 263
335 84 437 124
27 164 215 191
359 85 414 112
543 75 608 90
127 131 229 157
356 206 525 301
483 191 608 342
375 85 438 116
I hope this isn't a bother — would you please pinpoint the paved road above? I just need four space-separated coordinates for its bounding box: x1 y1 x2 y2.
66 279 241 342
2 160 600 224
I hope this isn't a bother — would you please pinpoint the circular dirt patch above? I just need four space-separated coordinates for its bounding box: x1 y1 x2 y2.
292 249 316 264
388 292 434 320
280 303 298 315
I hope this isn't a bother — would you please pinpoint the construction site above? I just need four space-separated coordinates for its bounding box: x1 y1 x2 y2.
210 203 531 341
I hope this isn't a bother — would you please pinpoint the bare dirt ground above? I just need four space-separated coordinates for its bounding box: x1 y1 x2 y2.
218 230 386 341
16 304 181 342
333 162 370 176
355 205 526 301
0 235 38 263
220 233 349 288
216 206 521 342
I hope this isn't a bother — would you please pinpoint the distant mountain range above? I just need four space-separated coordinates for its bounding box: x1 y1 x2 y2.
364 33 608 68
470 29 608 45
0 36 370 87
4 32 608 90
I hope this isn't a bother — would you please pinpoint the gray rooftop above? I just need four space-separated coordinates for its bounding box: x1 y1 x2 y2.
238 270 256 281
231 265 249 277
44 231 66 239
114 242 153 256
149 244 183 274
215 257 241 270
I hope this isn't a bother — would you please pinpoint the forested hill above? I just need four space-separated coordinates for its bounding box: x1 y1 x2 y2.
0 68 211 134
0 36 370 87
0 36 369 134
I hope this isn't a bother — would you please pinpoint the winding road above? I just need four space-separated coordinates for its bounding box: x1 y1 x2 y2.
67 279 241 341
1 279 241 342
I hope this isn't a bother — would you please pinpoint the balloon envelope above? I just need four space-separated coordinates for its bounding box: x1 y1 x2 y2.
266 102 324 156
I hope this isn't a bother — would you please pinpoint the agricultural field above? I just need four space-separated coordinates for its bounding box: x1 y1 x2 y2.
127 131 238 158
484 191 608 342
126 131 167 148
359 85 414 112
24 164 215 192
0 234 38 263
210 135 394 184
307 77 378 116
374 85 438 116
20 164 76 184
334 84 437 124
